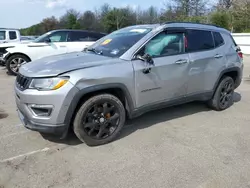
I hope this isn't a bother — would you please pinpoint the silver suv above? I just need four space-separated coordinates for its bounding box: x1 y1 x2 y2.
15 22 243 146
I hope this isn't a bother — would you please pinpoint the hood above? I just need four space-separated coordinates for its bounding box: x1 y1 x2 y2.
19 52 115 77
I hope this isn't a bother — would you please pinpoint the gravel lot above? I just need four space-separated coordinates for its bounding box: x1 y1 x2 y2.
0 57 250 188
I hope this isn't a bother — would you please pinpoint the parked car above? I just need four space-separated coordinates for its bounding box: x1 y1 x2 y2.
15 22 243 146
1 29 106 75
0 28 22 65
0 28 21 44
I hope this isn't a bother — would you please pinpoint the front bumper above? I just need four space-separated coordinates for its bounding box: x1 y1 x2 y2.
0 52 9 63
17 109 67 135
15 80 79 137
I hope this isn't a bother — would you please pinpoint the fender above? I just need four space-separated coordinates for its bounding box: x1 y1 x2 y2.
212 66 241 93
4 52 31 62
63 83 135 131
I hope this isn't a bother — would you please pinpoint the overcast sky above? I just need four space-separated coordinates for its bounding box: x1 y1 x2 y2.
0 0 163 29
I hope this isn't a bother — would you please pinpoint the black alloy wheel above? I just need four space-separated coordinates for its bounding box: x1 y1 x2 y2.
73 94 126 146
207 76 235 111
219 79 234 109
83 102 120 139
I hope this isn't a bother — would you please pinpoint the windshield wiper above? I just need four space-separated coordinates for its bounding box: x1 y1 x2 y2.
84 47 102 55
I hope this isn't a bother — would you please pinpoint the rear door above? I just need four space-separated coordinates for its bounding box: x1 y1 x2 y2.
186 29 218 95
67 31 103 52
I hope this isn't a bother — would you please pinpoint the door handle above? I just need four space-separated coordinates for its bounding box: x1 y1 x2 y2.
214 54 223 58
175 59 188 64
60 45 66 47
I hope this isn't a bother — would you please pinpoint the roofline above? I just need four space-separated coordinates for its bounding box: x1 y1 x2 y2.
0 28 20 30
161 21 230 33
162 21 220 28
50 29 107 34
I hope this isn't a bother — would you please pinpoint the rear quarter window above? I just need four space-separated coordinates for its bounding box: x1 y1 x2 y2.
213 32 224 47
187 29 214 52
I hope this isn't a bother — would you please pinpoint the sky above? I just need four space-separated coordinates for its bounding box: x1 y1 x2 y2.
0 0 164 29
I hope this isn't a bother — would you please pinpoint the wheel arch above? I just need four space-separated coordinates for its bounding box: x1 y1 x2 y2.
213 67 241 93
64 83 135 130
6 52 31 62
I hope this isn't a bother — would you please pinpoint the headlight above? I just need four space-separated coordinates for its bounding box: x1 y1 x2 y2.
29 77 69 90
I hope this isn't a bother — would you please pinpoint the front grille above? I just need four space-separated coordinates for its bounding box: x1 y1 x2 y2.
16 74 31 90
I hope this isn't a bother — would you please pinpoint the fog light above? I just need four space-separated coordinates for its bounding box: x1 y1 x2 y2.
28 104 53 117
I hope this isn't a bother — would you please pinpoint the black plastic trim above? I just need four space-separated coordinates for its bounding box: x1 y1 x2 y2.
18 110 67 136
63 83 135 129
130 91 213 118
212 67 241 93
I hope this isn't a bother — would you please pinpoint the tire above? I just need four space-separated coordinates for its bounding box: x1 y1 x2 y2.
6 54 30 76
73 94 126 146
207 76 235 111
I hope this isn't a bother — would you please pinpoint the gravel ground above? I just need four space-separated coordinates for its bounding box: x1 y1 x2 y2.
0 57 250 188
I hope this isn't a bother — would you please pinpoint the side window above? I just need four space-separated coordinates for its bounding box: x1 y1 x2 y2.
48 31 69 42
9 31 17 40
187 30 214 52
0 31 6 40
142 31 185 57
88 33 105 41
69 31 88 42
213 32 224 47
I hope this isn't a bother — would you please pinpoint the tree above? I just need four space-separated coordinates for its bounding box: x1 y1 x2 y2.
102 7 136 32
59 9 81 29
41 16 59 32
210 11 230 29
79 11 97 30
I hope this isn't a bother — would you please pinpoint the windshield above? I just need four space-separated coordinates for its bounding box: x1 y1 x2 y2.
0 31 6 40
33 31 51 42
88 27 152 57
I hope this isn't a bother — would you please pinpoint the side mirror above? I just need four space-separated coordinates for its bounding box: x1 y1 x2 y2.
136 54 154 64
44 38 51 43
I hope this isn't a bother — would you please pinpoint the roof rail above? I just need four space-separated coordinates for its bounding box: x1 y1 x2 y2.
162 21 220 28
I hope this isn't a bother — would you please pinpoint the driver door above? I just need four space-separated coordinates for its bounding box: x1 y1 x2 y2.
132 29 190 108
32 31 69 60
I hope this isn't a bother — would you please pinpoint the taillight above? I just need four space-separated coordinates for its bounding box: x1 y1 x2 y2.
235 46 243 59
238 51 243 59
184 36 188 48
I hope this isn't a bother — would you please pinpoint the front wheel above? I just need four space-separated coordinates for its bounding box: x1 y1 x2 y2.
73 94 126 146
6 54 30 76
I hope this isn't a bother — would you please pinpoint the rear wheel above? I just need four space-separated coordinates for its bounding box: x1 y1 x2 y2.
207 76 235 111
6 54 30 76
73 94 126 146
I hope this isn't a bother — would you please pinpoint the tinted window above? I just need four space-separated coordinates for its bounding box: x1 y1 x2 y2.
187 30 214 52
88 33 106 41
0 31 6 40
213 32 224 47
70 31 88 42
69 31 106 42
9 31 17 40
142 32 184 57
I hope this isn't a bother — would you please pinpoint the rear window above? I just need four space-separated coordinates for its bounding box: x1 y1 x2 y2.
187 30 214 52
0 31 6 40
9 31 17 40
213 32 224 47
